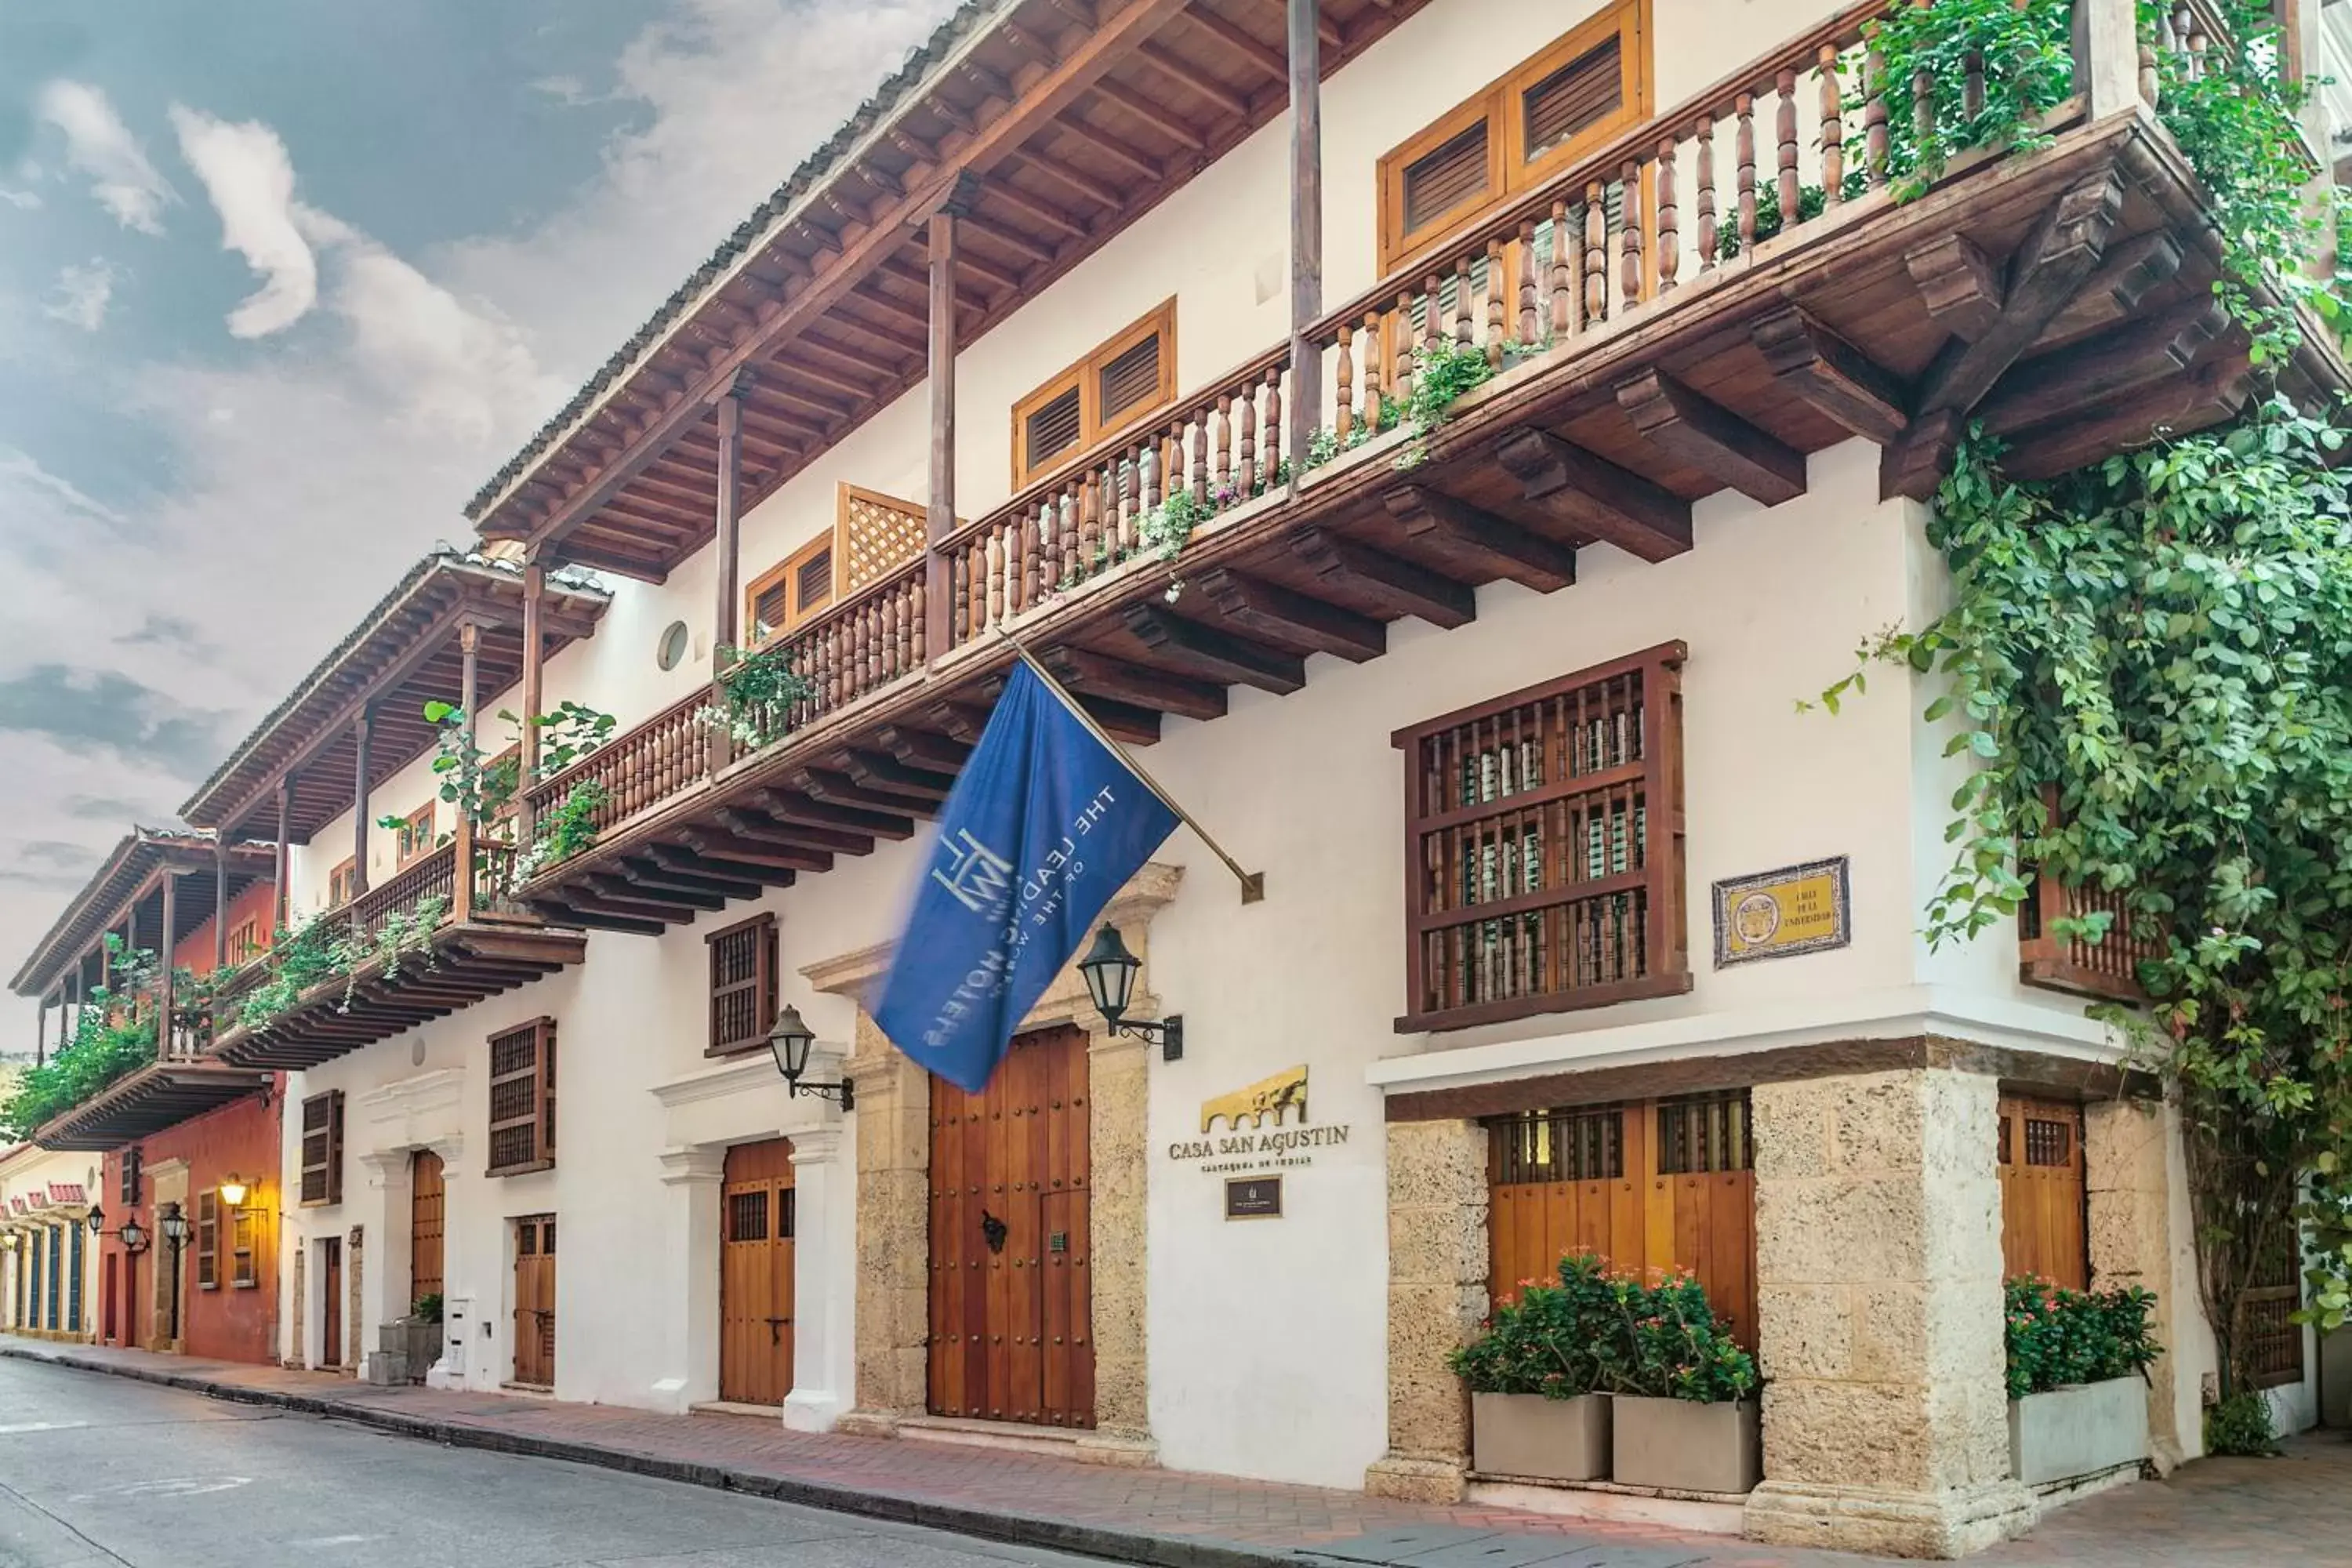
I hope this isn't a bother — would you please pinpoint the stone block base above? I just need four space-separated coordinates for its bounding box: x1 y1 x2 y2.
1074 1428 1158 1467
834 1407 904 1439
1743 1479 2037 1559
1364 1452 1469 1504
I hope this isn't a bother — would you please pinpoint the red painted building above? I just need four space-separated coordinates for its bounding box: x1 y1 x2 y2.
99 1090 282 1360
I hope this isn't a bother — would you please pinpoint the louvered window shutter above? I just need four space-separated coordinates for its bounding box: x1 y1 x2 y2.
1097 333 1163 426
1023 385 1083 474
195 1192 219 1289
793 546 834 618
1521 35 1623 159
1402 120 1491 235
751 580 789 640
299 1092 344 1206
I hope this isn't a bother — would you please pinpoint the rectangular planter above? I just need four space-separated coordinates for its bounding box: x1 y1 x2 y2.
1611 1395 1761 1494
2009 1375 2149 1486
1469 1392 1611 1482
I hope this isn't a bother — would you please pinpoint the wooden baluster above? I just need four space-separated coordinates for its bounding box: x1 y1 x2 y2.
1210 394 1230 499
1550 199 1573 334
1363 308 1386 411
848 606 866 696
1911 66 1934 156
1395 290 1417 398
1694 114 1718 271
1582 181 1607 324
1864 49 1889 187
1819 45 1845 203
2139 32 2161 105
1007 508 1029 615
965 540 986 640
1236 385 1258 496
1653 140 1679 294
1735 92 1758 253
1450 257 1473 349
909 575 926 664
1775 69 1799 229
1963 50 1985 121
1138 439 1159 526
1517 219 1540 343
1620 158 1644 305
1422 274 1444 361
1262 365 1283 483
1080 469 1102 574
2187 9 2208 78
985 527 1004 628
1481 238 1505 367
1334 325 1356 441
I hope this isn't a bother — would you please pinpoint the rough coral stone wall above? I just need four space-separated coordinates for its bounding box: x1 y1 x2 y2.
2084 1096 2187 1468
1085 1030 1152 1460
843 1012 931 1432
1365 1118 1488 1503
1744 1066 2033 1558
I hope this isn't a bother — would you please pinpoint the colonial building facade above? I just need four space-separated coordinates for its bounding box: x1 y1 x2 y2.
15 0 2344 1557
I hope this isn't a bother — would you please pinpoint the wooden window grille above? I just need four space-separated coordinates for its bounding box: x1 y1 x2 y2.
194 1191 220 1290
299 1091 345 1207
1656 1092 1753 1175
1377 0 1649 271
706 913 777 1057
2245 1225 2306 1388
1392 641 1688 1032
728 1189 769 1243
488 1017 557 1175
120 1146 141 1207
328 858 358 910
230 1207 258 1288
1009 300 1178 488
1491 1106 1624 1183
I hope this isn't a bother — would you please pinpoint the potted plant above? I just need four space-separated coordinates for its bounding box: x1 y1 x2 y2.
1609 1270 1762 1494
2004 1277 2159 1486
1447 1254 1621 1482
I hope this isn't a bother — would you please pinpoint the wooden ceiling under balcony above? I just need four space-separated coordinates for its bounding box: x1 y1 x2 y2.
467 0 1426 582
10 833 278 1000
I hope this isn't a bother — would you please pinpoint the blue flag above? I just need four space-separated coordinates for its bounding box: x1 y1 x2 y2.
873 662 1180 1092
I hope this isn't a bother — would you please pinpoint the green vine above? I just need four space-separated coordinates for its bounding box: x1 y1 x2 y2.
1851 0 2074 200
0 941 161 1139
702 644 817 752
514 779 609 882
424 698 615 831
1396 336 1497 470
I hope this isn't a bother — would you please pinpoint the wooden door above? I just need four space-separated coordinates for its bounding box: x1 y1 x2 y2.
102 1252 118 1342
1998 1097 2088 1290
409 1151 445 1313
514 1214 556 1387
1487 1093 1757 1348
927 1024 1094 1428
719 1139 797 1405
320 1237 343 1368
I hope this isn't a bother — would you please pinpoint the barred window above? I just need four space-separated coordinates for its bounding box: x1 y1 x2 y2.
706 913 778 1057
1656 1091 1753 1175
1490 1106 1624 1184
488 1018 557 1176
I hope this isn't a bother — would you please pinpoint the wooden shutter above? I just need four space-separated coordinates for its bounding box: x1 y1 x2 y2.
750 577 790 641
706 914 777 1057
120 1146 141 1207
300 1091 345 1207
1011 301 1178 486
2245 1224 2307 1388
488 1018 557 1175
1519 34 1624 160
745 532 837 644
195 1192 220 1290
1403 120 1492 234
230 1207 258 1288
1097 334 1163 426
1021 383 1084 476
1392 641 1689 1032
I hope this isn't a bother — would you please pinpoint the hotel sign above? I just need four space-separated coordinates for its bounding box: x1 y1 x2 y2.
1167 1065 1352 1179
1712 856 1850 966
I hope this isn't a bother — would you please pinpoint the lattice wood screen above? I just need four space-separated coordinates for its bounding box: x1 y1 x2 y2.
837 484 927 593
488 1018 557 1175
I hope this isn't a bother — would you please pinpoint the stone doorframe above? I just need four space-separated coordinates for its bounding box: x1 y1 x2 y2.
143 1157 189 1353
804 861 1181 1467
356 1131 466 1379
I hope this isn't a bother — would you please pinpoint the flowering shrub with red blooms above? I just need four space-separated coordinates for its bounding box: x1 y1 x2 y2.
1449 1254 1758 1403
2004 1276 2160 1399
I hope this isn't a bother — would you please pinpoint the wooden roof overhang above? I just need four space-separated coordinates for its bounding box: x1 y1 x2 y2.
177 554 611 843
32 1063 274 1152
206 924 589 1073
465 0 1429 582
501 108 2349 936
10 832 279 999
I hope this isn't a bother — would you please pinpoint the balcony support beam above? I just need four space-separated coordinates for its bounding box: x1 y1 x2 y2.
1614 369 1806 507
1751 307 1910 445
519 558 544 841
927 180 979 662
1292 528 1475 630
350 707 372 898
273 772 294 936
453 620 481 924
157 870 176 1062
214 837 229 974
1493 428 1693 562
1286 0 1323 473
1385 485 1578 594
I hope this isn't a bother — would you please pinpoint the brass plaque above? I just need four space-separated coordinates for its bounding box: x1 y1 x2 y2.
1224 1176 1283 1220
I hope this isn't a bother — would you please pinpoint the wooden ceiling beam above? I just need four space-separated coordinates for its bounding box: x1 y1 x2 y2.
1751 307 1910 445
1094 83 1209 152
1977 296 2230 439
958 210 1059 267
1123 603 1305 695
1385 485 1578 593
982 177 1090 240
2044 230 2185 341
1009 147 1124 209
1175 9 1287 79
1135 42 1250 118
1614 368 1806 506
1044 645 1228 721
1291 528 1475 629
1052 114 1164 182
1493 426 1693 562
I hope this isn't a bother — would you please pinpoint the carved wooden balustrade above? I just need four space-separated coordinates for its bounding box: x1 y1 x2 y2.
2017 869 2158 1001
524 688 711 841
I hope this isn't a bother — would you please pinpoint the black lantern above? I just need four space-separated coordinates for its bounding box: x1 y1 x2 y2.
768 1004 854 1110
158 1201 190 1248
85 1203 104 1236
118 1217 150 1254
1077 924 1183 1061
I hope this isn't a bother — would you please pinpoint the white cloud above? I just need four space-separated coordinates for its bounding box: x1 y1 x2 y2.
529 75 592 105
0 447 128 529
168 105 318 338
42 261 118 332
35 81 176 234
0 188 42 211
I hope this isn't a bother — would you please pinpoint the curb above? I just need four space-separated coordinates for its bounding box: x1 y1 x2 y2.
0 1345 1304 1568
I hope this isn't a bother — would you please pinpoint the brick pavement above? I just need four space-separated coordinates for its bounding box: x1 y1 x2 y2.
3 1335 2346 1566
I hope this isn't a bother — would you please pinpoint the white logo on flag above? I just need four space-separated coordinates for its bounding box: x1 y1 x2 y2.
931 829 1015 915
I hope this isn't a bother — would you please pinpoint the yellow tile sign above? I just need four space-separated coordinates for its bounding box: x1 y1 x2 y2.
1711 857 1850 966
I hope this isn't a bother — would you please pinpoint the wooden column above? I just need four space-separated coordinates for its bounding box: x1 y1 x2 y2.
924 180 978 662
712 378 747 771
271 774 293 935
453 621 481 924
517 559 546 841
212 835 230 972
1287 0 1324 474
156 871 176 1062
350 707 372 899
36 989 47 1068
68 966 82 1045
2071 0 2142 117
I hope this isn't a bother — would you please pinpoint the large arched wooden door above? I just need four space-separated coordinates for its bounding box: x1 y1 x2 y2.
719 1139 797 1405
927 1024 1094 1428
409 1150 445 1313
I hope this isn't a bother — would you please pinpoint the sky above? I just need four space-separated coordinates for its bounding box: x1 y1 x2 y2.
0 0 964 1054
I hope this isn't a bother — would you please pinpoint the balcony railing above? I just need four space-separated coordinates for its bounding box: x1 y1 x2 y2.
2018 869 2158 1001
503 0 2218 879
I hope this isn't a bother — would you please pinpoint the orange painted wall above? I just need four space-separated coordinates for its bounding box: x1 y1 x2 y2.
99 1084 284 1363
179 880 277 981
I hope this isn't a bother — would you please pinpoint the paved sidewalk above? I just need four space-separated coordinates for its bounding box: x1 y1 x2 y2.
3 1335 2347 1566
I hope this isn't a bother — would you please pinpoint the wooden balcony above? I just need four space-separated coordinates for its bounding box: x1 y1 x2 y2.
32 1060 275 1152
206 840 587 1071
2017 868 2155 1002
510 2 2347 939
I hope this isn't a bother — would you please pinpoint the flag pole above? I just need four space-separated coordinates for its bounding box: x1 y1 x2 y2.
993 626 1265 904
